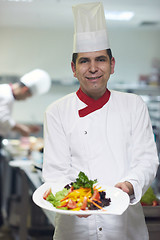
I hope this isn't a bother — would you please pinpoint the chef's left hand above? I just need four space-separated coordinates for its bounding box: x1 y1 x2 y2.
77 215 90 218
29 125 41 133
115 181 134 196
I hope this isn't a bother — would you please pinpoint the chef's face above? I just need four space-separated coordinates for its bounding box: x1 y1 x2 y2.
15 86 32 100
71 50 115 100
19 88 32 100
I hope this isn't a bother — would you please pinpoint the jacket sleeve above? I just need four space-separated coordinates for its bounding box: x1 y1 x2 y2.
0 104 16 136
42 103 71 184
122 95 159 204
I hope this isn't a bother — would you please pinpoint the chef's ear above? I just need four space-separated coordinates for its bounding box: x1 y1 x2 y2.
110 57 115 74
71 61 77 78
22 86 32 96
22 86 28 92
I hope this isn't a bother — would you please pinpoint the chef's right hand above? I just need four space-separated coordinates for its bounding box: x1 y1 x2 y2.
115 181 134 196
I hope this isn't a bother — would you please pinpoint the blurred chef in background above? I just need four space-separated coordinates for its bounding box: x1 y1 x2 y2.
0 68 51 138
0 68 51 227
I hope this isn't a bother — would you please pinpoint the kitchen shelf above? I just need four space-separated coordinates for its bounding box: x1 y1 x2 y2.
109 83 160 96
143 206 160 218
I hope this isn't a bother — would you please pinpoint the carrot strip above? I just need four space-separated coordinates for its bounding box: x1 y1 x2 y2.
94 186 102 191
85 190 91 197
89 199 107 212
90 200 107 211
88 199 102 209
60 195 69 202
92 198 101 203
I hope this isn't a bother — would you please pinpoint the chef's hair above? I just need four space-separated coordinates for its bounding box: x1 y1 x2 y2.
18 81 27 88
72 48 113 65
18 81 31 94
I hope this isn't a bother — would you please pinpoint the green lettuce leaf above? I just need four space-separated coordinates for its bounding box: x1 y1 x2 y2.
47 188 69 208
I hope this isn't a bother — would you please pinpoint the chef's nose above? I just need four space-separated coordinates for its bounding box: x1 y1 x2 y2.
89 61 98 73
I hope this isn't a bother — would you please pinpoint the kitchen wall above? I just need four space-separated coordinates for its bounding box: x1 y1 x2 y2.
1 26 160 83
12 84 78 124
0 26 160 123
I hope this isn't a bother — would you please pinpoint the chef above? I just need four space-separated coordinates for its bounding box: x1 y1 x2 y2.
0 68 51 227
42 2 159 240
0 68 51 138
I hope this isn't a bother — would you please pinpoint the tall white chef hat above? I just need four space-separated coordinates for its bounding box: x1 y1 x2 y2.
20 69 51 95
72 2 110 53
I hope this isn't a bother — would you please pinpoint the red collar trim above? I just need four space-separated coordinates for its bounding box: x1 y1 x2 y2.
76 88 111 117
9 83 13 90
9 83 14 94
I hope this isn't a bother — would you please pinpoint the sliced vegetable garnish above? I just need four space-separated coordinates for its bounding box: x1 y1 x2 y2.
72 171 97 194
43 171 111 211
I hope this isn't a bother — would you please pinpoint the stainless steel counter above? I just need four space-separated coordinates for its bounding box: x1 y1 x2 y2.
1 155 54 240
143 206 160 240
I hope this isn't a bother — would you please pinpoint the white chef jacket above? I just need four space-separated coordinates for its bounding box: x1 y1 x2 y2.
43 90 159 240
0 84 16 137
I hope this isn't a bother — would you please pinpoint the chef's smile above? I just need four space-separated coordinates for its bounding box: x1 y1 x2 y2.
86 75 103 80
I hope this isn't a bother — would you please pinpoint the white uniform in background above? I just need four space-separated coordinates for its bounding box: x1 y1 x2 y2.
0 69 51 137
43 90 159 240
0 84 16 137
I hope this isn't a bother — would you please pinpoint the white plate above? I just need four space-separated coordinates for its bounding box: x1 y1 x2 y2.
32 182 130 215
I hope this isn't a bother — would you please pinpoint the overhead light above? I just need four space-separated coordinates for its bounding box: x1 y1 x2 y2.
105 11 134 21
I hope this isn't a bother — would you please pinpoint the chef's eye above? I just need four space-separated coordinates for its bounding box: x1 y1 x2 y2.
97 58 106 62
78 58 89 64
80 60 87 63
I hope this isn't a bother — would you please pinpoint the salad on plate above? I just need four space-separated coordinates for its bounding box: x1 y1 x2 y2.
43 171 111 211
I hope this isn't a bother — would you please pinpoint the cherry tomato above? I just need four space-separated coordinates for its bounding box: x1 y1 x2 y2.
43 188 51 200
91 190 100 201
67 199 77 209
152 200 158 206
81 196 88 210
69 186 74 193
141 202 148 206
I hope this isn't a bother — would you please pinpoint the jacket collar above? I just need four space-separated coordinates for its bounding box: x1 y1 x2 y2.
76 88 111 117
